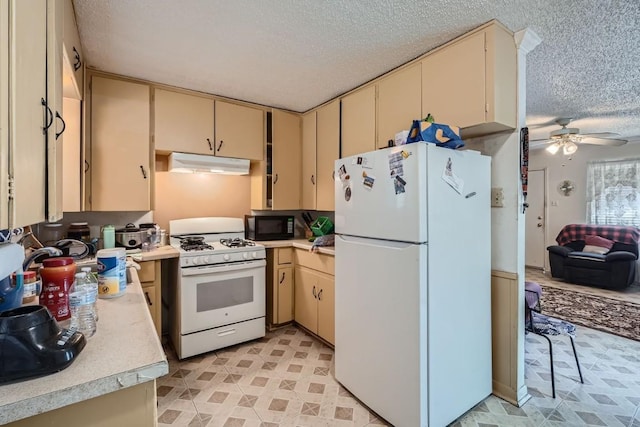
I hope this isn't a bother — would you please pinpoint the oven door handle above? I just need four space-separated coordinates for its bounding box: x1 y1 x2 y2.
181 259 266 276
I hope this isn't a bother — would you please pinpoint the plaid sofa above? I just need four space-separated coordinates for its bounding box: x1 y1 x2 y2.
547 224 640 289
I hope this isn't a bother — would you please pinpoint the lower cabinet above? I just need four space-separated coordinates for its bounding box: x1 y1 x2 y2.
293 250 335 345
266 248 294 327
138 260 161 337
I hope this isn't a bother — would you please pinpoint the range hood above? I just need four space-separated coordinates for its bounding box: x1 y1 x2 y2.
168 152 250 175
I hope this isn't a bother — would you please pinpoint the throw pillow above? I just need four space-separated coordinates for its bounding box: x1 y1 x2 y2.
585 235 614 249
582 244 610 255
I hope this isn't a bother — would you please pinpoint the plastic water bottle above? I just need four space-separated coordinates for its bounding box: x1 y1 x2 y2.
80 267 99 321
70 272 97 338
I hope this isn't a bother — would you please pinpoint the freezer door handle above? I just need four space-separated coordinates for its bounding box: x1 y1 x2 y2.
337 234 422 249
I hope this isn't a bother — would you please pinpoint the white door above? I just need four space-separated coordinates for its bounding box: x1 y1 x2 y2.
334 144 489 243
180 261 266 334
525 169 546 268
334 234 427 427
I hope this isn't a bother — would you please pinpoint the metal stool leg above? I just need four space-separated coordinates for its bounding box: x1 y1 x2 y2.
539 334 555 398
569 336 584 384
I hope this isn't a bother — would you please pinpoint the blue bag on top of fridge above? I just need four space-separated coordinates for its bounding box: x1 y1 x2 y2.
406 119 464 149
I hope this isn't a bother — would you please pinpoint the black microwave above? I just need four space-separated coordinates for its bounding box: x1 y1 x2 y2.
245 215 295 241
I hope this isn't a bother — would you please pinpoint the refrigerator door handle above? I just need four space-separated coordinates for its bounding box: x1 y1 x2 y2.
337 234 423 249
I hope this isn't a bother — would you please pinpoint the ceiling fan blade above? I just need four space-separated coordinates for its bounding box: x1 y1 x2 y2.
579 137 628 146
579 132 621 139
529 138 552 148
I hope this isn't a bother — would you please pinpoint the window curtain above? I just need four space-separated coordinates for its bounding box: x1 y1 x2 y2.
586 159 640 226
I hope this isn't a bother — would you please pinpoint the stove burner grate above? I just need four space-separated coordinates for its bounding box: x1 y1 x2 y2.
180 241 214 251
219 238 255 248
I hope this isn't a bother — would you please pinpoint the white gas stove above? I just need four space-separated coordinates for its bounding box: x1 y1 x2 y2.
168 217 266 359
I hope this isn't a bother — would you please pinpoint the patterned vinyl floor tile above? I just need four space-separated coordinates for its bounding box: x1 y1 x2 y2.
159 312 640 426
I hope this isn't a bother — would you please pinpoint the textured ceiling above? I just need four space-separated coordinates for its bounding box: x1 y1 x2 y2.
73 0 640 142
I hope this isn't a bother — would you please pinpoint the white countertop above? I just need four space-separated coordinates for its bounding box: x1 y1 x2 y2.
0 269 168 424
259 238 335 255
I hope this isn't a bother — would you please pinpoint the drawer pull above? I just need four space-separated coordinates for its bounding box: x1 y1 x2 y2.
312 285 317 299
207 138 213 150
144 291 152 306
318 288 323 301
217 328 236 337
279 272 285 284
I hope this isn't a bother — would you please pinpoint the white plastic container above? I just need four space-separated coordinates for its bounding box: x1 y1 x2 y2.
96 248 126 298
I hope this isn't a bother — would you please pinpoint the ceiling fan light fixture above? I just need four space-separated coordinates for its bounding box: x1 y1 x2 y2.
546 143 561 154
563 141 578 155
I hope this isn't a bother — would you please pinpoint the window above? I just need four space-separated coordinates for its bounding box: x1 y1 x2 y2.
586 159 640 226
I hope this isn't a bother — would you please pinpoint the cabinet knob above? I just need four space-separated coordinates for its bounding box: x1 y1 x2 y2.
312 285 317 299
140 165 147 179
279 272 285 284
310 175 315 185
217 140 224 152
317 288 323 301
273 174 279 185
144 291 152 306
207 138 213 150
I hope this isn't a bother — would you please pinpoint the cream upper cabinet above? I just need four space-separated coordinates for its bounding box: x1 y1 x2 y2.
7 0 48 228
0 1 8 229
46 0 64 223
62 0 83 100
341 85 376 158
377 63 422 149
154 89 215 155
62 98 81 212
271 110 301 210
214 100 264 161
421 24 516 137
316 100 340 211
89 76 151 211
301 111 317 210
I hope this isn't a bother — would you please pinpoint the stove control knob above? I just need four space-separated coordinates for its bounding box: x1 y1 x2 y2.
204 256 212 264
223 254 231 261
193 256 201 265
252 252 258 259
183 258 190 266
243 252 249 260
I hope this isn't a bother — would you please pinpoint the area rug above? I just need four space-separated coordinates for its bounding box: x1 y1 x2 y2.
539 285 640 341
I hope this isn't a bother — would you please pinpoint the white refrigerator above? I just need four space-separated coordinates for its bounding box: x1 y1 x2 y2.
334 143 492 427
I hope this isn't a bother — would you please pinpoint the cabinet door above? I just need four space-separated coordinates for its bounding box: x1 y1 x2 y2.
62 0 83 100
214 100 264 160
272 110 301 210
341 85 376 158
0 0 7 229
275 266 294 324
422 31 486 129
90 76 151 211
46 0 64 223
62 98 81 211
316 274 335 345
9 0 47 228
301 111 317 210
315 100 339 211
378 63 422 149
294 266 319 334
154 89 214 155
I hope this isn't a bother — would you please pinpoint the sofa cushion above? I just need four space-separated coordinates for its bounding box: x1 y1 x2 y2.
580 235 614 254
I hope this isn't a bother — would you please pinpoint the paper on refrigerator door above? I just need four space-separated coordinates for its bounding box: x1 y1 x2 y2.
441 157 464 194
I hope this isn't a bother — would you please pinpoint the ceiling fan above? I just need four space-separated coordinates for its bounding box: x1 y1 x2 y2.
531 118 628 155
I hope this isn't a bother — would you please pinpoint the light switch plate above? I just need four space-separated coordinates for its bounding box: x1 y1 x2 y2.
491 187 504 207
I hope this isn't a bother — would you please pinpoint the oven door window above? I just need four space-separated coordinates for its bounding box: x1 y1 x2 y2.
180 263 266 334
197 277 253 311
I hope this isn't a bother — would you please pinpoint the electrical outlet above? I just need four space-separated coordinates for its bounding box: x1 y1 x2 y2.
491 187 504 207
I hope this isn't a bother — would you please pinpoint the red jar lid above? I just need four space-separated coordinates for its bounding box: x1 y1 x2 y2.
23 271 36 279
42 257 75 267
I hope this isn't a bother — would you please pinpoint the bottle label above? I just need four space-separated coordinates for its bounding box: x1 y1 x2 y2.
98 254 121 296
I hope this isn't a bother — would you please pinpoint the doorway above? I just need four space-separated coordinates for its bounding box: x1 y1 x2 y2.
525 169 547 270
